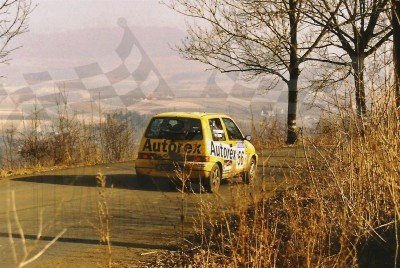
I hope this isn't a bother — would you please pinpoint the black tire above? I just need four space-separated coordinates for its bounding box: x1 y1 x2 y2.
168 178 183 191
243 157 256 184
205 164 221 193
137 174 151 188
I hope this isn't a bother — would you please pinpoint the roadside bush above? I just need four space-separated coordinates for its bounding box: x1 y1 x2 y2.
101 111 135 162
1 126 18 170
251 114 285 149
18 130 51 167
77 121 101 165
1 108 137 173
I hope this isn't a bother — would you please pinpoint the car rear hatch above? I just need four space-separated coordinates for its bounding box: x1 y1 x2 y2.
138 117 207 168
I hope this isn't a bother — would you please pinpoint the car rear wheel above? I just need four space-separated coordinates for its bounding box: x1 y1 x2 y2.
205 164 221 193
243 158 256 184
137 174 151 188
169 178 183 191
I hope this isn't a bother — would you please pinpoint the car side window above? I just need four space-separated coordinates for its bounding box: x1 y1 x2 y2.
222 118 243 140
209 118 226 141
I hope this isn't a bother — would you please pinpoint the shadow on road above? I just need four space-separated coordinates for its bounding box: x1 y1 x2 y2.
0 232 179 251
13 174 176 192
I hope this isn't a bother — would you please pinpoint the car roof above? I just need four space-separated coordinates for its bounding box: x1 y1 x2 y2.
152 112 232 120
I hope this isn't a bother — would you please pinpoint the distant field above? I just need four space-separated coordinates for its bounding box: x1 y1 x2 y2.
0 96 318 130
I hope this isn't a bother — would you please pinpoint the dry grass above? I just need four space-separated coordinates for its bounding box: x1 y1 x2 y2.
151 98 399 267
250 113 286 150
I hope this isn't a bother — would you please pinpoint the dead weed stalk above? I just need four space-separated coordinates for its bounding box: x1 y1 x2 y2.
95 172 113 268
6 188 66 267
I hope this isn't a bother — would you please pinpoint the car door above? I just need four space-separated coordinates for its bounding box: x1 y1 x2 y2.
221 117 247 175
208 117 236 177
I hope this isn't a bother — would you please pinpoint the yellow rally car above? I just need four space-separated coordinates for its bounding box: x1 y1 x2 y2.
135 112 258 192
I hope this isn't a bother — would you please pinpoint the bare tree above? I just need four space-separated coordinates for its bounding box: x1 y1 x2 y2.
0 0 34 66
164 0 332 144
305 0 392 119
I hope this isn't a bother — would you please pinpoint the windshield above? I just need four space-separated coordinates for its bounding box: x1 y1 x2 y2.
145 117 203 140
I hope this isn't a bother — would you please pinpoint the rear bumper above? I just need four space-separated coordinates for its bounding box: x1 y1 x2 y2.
135 159 213 180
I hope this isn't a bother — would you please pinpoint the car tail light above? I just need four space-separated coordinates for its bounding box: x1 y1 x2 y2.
194 155 210 162
138 153 155 159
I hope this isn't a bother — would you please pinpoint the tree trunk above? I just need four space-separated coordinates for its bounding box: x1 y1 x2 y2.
287 70 299 144
393 0 400 108
286 0 299 145
352 54 368 119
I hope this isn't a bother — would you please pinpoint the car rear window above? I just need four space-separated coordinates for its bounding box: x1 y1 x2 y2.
145 117 203 140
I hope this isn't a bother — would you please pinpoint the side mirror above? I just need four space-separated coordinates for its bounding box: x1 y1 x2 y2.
245 135 252 141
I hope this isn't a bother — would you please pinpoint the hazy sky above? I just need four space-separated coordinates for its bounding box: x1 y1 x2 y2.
30 0 185 33
2 0 191 76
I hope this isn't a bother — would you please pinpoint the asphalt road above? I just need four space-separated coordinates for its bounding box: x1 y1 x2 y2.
0 147 304 267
